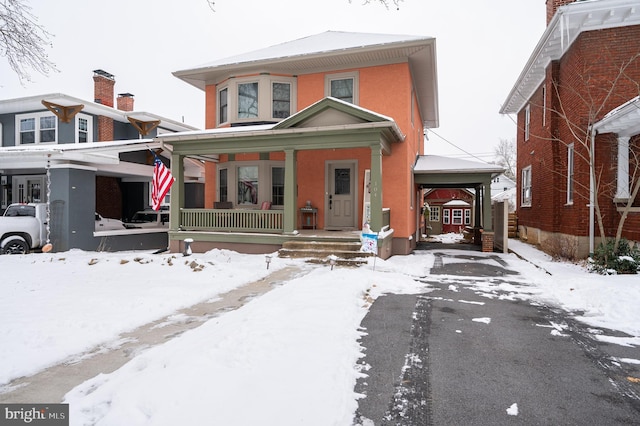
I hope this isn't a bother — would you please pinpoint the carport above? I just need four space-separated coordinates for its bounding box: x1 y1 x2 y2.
414 155 504 252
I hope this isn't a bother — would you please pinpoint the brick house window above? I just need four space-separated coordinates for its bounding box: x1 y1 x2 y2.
443 209 450 224
464 209 471 225
271 167 285 206
542 85 546 127
219 168 228 202
567 144 574 204
522 165 532 207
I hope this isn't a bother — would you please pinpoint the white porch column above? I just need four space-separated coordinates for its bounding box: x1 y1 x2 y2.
617 136 630 199
283 148 297 233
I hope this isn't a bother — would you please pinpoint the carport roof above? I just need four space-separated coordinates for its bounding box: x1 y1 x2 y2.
414 155 504 188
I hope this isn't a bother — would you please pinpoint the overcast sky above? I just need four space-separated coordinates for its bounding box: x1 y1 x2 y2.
0 0 545 161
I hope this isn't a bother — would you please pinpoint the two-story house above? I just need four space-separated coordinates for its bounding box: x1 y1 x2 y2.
500 0 640 258
157 31 503 258
0 70 201 252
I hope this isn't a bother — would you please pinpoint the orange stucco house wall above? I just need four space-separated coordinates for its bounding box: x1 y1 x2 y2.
201 62 424 249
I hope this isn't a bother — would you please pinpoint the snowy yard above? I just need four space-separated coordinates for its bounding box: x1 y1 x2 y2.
1 234 639 425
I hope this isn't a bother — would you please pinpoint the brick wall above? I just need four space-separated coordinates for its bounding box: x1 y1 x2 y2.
517 25 640 245
546 0 575 24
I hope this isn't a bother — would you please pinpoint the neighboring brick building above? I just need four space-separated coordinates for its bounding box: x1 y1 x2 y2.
501 0 640 258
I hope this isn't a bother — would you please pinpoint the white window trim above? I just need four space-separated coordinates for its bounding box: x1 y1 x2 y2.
75 113 93 143
443 209 450 225
325 71 359 104
522 165 532 207
464 209 471 225
542 85 547 127
429 206 440 222
616 136 631 200
566 143 574 205
452 209 463 225
15 111 58 145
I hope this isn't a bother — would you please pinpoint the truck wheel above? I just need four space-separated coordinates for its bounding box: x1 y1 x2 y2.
1 236 29 255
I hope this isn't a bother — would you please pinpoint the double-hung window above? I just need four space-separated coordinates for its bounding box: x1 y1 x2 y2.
219 88 228 124
464 209 471 225
443 209 450 225
271 167 285 206
16 112 57 144
567 144 574 204
76 114 93 143
326 72 359 104
452 209 463 225
522 166 532 207
272 83 290 119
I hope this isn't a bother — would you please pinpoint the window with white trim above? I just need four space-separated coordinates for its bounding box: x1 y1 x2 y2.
522 165 532 207
452 209 463 225
16 112 58 145
429 206 440 222
464 209 471 225
524 103 531 141
76 114 93 143
542 85 547 127
567 143 574 204
443 209 450 224
325 72 359 104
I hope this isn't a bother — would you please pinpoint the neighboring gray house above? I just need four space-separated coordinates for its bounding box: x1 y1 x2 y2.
0 70 202 252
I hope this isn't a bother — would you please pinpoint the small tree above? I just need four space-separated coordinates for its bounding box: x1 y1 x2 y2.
0 0 57 84
494 138 516 180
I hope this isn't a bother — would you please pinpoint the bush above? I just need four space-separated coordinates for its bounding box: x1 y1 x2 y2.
589 238 640 274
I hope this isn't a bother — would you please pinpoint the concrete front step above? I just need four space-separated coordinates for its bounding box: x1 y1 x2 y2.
278 240 372 264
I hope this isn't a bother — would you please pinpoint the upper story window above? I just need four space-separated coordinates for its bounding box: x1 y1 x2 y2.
238 82 259 119
272 83 290 119
325 72 359 104
217 75 296 126
219 88 228 124
16 112 57 145
76 114 93 143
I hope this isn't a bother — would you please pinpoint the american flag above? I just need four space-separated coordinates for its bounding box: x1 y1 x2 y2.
151 155 175 211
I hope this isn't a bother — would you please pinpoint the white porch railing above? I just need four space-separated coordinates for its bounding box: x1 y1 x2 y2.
180 209 284 233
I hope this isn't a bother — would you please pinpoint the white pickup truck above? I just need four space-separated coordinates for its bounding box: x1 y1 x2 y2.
0 203 48 254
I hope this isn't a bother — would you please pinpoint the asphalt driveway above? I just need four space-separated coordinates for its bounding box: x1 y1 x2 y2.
354 246 640 425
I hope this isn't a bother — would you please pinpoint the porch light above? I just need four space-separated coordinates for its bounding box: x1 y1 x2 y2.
265 254 272 269
328 254 338 270
183 238 193 257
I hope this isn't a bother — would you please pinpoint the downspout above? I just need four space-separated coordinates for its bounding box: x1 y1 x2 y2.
589 127 595 255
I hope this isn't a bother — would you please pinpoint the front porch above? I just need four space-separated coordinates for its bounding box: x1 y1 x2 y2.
169 208 393 258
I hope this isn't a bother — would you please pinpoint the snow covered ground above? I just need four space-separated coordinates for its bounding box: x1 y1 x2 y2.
1 234 639 425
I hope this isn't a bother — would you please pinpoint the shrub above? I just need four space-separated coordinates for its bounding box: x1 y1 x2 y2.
589 238 640 274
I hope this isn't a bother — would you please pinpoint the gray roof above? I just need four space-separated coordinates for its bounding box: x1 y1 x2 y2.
173 31 439 128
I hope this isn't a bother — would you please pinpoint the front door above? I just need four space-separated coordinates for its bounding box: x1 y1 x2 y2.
326 161 356 229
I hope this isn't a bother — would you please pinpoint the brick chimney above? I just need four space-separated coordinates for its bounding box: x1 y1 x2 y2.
93 69 115 107
117 93 135 111
93 70 115 141
547 0 576 24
